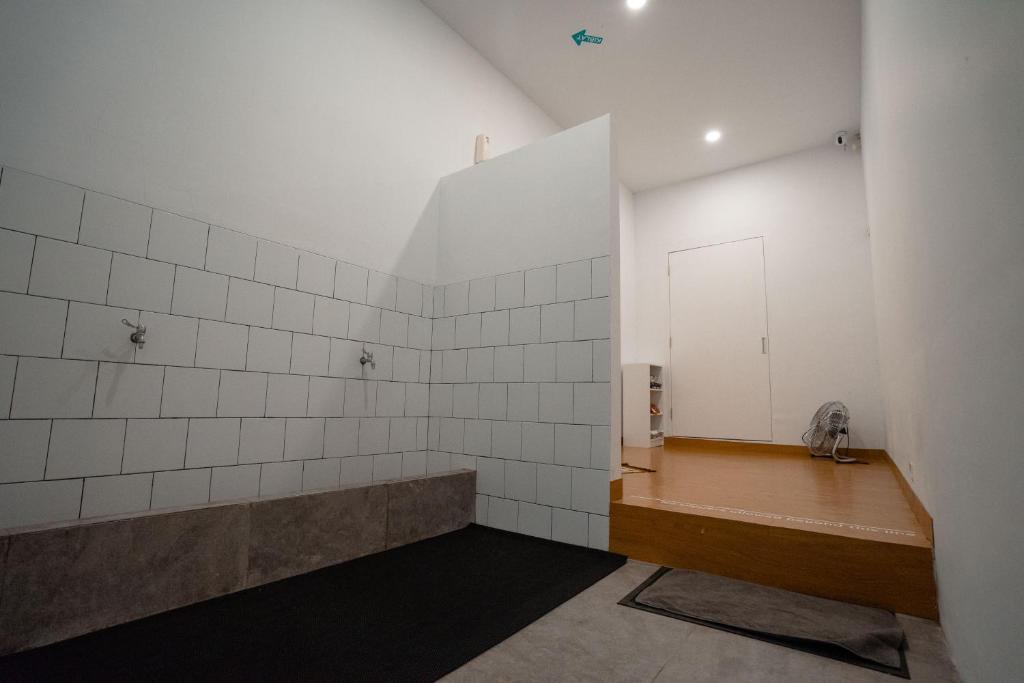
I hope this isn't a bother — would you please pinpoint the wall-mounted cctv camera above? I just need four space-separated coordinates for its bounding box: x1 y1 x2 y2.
835 130 861 152
835 130 849 146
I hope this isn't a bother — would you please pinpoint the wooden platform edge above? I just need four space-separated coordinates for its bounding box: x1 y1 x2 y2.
610 478 623 501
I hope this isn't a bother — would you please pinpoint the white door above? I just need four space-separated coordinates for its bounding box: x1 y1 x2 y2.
669 238 772 441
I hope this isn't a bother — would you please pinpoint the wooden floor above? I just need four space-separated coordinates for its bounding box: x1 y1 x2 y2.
611 438 938 618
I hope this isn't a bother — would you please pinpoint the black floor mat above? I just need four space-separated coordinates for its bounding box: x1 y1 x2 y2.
619 566 910 679
0 524 626 682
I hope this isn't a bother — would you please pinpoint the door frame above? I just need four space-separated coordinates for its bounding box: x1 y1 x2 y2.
665 236 775 442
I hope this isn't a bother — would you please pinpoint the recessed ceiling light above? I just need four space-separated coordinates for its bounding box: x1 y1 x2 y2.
626 0 648 10
704 129 722 143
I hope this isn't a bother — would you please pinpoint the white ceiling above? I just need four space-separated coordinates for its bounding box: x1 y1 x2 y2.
423 0 862 191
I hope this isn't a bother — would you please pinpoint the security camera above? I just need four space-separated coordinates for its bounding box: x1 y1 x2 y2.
835 130 849 147
834 130 861 151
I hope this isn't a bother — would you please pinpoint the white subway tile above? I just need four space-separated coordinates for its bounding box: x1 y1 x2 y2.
495 271 525 310
518 502 552 538
450 453 477 472
539 383 573 423
524 266 556 306
147 211 206 268
217 370 267 417
538 464 572 508
506 383 538 422
491 420 521 460
379 310 408 347
429 350 443 384
395 279 422 316
476 457 504 496
590 425 611 469
556 260 592 302
372 452 402 481
522 422 554 464
376 382 406 417
123 418 187 472
591 257 610 298
290 333 329 376
574 298 610 341
358 417 389 455
29 238 110 304
556 341 593 382
552 507 588 546
312 296 349 338
0 479 83 528
11 357 96 418
592 339 610 382
367 271 397 310
210 464 260 502
588 513 610 550
0 356 13 418
254 241 297 288
432 287 445 318
107 253 174 313
225 278 274 327
493 346 524 382
427 451 450 475
480 311 509 347
307 376 345 417
344 379 377 417
80 473 153 519
259 461 301 496
486 497 517 532
246 327 291 373
455 313 481 348
172 266 228 320
479 383 508 421
0 292 67 358
272 288 314 333
524 344 556 382
205 226 256 279
284 418 324 460
442 349 468 383
401 451 427 478
361 343 393 381
93 362 163 418
439 417 464 453
452 383 478 419
148 212 207 268
348 304 381 342
340 455 373 485
134 312 198 367
431 317 455 350
572 468 609 514
444 281 469 316
303 457 340 490
388 416 418 452
573 383 610 426
63 302 137 363
151 468 211 509
334 262 368 303
0 228 34 292
464 419 491 456
468 277 496 313
47 419 125 479
556 424 591 468
0 169 83 241
392 347 420 383
415 417 429 451
541 302 574 342
0 420 50 483
185 418 240 468
509 306 540 345
79 192 151 257
422 286 435 318
324 418 359 458
428 384 453 418
407 316 431 350
161 367 220 417
266 374 308 417
196 320 249 370
297 252 335 296
467 347 494 383
328 338 363 378
239 418 285 463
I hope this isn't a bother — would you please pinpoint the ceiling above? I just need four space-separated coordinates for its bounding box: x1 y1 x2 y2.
423 0 862 191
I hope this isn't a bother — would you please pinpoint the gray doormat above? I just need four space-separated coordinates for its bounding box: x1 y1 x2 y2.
619 567 909 678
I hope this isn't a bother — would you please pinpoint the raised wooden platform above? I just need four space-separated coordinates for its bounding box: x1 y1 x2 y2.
610 439 938 619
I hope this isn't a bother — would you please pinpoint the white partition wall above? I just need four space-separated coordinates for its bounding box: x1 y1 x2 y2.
431 116 616 549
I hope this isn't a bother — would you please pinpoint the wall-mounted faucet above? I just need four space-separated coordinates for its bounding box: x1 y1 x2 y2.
122 319 146 348
359 346 375 370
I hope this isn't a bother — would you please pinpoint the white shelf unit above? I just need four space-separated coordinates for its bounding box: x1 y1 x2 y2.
623 363 665 447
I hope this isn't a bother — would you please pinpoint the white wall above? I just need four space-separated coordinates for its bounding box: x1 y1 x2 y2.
0 0 558 284
862 2 1024 680
633 146 885 447
618 185 638 364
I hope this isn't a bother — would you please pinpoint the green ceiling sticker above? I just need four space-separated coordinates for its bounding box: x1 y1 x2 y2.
571 29 604 46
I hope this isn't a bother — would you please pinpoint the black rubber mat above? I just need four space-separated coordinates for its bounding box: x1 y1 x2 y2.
0 524 626 682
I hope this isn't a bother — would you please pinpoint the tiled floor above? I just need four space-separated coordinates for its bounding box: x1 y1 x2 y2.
443 561 961 682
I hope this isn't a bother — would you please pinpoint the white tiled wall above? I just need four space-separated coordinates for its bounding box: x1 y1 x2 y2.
430 258 612 551
0 166 435 530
